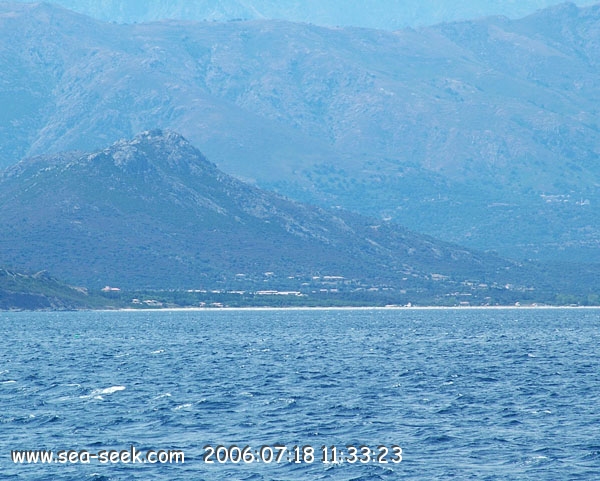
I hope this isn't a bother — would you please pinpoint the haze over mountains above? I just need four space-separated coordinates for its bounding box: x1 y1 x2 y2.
8 0 600 29
1 1 599 265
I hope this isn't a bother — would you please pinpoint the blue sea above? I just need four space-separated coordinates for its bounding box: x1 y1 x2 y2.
1 308 599 480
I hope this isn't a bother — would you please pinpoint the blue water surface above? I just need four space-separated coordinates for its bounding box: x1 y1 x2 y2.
1 308 599 480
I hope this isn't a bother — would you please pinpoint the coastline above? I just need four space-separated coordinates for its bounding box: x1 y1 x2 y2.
4 304 600 313
113 304 600 312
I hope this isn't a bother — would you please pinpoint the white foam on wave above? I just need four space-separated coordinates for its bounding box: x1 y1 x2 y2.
96 386 126 395
80 385 126 400
1 380 17 384
525 455 550 466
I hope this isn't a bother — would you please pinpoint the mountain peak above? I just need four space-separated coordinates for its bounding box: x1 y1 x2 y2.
542 1 579 16
87 129 215 174
522 1 581 25
132 129 188 146
109 129 193 156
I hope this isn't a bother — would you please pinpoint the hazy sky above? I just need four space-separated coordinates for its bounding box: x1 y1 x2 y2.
10 0 600 29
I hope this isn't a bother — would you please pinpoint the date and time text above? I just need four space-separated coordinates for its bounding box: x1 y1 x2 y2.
203 444 402 465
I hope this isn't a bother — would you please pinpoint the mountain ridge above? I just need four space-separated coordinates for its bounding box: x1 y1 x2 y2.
6 0 598 29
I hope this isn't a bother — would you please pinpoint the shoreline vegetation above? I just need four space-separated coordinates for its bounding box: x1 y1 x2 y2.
3 290 600 312
2 268 599 311
115 305 600 311
93 287 600 311
4 304 600 313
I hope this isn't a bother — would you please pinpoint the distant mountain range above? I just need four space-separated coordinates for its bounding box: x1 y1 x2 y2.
7 0 598 29
1 2 599 264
